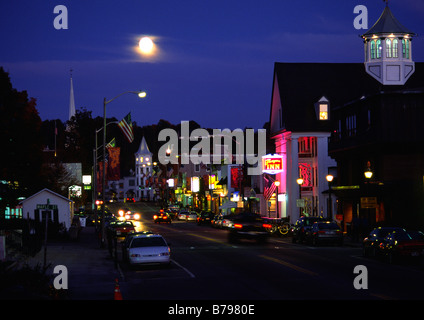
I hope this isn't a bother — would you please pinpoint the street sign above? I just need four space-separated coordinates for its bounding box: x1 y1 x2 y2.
36 204 58 210
360 197 378 209
296 199 305 207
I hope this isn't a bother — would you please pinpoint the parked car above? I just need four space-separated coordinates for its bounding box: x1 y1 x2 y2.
108 220 135 237
197 211 214 225
292 216 326 243
126 234 171 266
177 210 189 220
122 231 154 262
305 221 343 246
153 210 171 224
227 212 269 244
378 229 424 264
362 227 405 257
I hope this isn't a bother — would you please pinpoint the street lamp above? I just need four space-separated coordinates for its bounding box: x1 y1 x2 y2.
364 170 373 179
274 181 280 218
326 174 334 219
296 178 303 215
100 90 146 247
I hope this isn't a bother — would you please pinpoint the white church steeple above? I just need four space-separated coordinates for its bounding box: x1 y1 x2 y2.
69 68 76 120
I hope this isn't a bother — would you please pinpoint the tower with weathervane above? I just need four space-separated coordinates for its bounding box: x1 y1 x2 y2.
362 2 416 85
135 136 153 201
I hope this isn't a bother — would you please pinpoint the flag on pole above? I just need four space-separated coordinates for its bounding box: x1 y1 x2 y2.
118 112 134 143
264 174 276 201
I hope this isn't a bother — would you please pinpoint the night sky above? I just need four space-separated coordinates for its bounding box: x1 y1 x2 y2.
1 0 423 130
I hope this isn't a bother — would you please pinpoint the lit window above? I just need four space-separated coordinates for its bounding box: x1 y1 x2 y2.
386 39 392 58
319 104 328 120
376 39 382 59
392 39 398 58
371 41 376 59
140 157 143 162
402 39 410 59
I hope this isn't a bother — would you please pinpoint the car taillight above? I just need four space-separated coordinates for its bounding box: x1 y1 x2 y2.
263 224 272 229
234 223 243 229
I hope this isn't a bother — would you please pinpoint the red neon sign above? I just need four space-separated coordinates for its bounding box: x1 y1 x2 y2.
262 155 283 174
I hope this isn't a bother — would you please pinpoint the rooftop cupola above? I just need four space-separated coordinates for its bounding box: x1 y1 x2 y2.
361 3 416 85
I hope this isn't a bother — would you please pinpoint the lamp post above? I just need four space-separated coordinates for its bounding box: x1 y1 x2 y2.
274 181 280 219
100 90 146 247
296 177 303 216
326 174 334 219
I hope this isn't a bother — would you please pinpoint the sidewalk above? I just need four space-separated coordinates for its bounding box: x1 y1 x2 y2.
24 226 121 300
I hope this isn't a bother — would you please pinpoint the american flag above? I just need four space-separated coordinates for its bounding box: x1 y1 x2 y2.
263 174 276 201
118 112 134 143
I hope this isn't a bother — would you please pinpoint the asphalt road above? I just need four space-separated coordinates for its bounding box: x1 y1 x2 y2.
108 202 424 301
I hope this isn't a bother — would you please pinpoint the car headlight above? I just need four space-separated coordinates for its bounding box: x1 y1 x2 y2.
134 213 140 220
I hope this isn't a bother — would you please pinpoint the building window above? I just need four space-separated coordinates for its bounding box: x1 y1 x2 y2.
346 114 357 136
367 109 372 129
375 39 383 59
392 39 398 58
402 39 410 59
386 38 392 58
315 97 330 121
299 137 317 158
371 41 376 59
319 104 328 120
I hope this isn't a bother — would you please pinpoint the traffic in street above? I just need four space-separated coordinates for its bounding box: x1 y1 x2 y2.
103 202 424 300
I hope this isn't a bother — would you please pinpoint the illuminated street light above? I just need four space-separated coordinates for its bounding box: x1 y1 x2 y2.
100 90 146 247
326 174 334 219
364 170 373 179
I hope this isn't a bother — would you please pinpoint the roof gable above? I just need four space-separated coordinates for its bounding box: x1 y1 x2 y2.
20 188 73 204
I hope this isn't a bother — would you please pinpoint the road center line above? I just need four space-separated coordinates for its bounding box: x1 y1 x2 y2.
171 259 196 278
258 254 319 277
186 233 232 247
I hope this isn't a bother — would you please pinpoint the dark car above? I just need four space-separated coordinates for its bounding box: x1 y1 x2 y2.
362 227 405 257
292 216 326 243
197 211 214 225
153 210 171 224
378 229 424 264
227 212 269 244
305 221 343 246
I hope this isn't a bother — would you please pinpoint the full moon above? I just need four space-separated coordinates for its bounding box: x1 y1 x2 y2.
138 37 154 55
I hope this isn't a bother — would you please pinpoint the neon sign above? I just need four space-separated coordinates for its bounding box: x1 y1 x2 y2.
262 154 284 174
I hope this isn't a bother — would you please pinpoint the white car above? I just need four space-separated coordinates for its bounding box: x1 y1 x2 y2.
178 210 189 220
127 234 171 266
186 212 198 221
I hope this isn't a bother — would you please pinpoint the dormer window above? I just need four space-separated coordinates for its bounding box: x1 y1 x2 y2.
315 96 330 121
319 104 328 120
